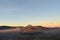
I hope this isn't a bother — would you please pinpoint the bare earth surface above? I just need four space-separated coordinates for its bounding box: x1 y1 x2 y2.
0 28 20 32
0 28 60 40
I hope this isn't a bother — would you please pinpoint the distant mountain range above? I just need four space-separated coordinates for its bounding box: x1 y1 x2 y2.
0 25 60 32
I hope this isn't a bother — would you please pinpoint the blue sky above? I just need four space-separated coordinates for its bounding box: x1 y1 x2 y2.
0 0 60 26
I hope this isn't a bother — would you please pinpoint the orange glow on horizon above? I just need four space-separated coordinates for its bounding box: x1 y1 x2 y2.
0 24 59 27
0 21 60 27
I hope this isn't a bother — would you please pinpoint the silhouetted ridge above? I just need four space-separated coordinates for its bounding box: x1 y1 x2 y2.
0 26 16 29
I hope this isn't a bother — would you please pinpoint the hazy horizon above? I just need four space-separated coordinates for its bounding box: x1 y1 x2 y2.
0 0 60 27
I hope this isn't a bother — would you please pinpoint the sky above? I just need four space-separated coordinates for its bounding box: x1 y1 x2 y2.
0 0 60 27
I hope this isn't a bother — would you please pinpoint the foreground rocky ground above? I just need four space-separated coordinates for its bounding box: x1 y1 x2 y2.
0 25 60 40
0 30 60 40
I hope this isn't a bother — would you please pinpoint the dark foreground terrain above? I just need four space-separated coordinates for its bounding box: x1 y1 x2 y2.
0 25 60 40
0 31 60 40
